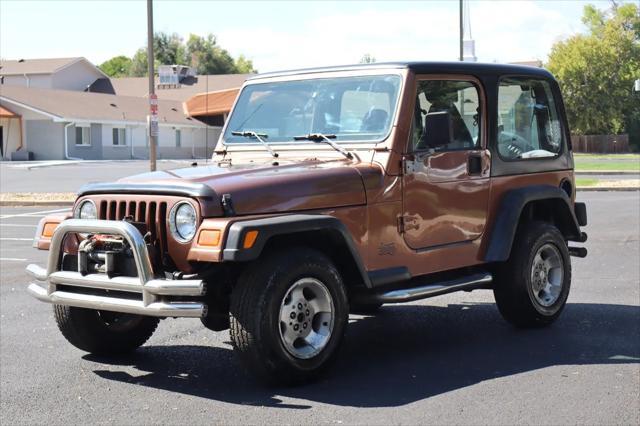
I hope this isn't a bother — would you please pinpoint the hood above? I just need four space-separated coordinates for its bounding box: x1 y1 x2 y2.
116 158 374 216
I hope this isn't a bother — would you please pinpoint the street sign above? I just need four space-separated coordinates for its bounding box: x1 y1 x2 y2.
148 115 159 137
149 93 158 114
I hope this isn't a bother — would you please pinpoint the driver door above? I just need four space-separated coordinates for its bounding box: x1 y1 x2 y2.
401 76 491 250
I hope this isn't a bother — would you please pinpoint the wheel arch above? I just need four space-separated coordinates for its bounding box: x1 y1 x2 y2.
222 214 371 289
484 185 582 263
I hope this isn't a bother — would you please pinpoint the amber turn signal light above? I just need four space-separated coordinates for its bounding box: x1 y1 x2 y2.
42 223 58 238
198 229 221 247
243 230 259 249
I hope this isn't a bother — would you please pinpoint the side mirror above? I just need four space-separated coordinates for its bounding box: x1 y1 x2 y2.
421 111 452 149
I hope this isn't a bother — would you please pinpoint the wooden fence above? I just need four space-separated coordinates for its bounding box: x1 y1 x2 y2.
571 134 630 153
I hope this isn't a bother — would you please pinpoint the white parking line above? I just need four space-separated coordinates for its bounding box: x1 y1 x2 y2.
0 208 70 220
0 258 28 262
0 238 34 241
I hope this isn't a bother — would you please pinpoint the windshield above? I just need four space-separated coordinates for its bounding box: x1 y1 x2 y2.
224 74 402 144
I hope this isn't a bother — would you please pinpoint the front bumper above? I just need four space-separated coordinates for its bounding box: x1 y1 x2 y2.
26 219 207 318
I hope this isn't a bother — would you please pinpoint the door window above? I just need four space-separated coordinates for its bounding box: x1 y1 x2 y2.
410 80 481 152
497 78 564 160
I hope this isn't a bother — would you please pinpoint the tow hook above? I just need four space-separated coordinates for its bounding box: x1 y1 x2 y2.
568 246 588 258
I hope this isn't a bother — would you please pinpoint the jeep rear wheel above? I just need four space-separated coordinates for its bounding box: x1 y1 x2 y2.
53 305 159 354
493 221 571 327
229 248 348 385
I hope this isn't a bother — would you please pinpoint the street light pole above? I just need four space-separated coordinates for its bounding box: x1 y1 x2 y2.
146 0 157 171
459 0 463 61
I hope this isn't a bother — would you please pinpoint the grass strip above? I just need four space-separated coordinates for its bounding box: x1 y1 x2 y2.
574 161 640 172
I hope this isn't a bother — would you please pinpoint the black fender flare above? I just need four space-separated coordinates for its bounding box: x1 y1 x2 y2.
484 185 582 263
221 214 372 287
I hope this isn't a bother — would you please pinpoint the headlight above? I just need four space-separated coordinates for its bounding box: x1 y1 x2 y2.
169 202 197 243
75 200 97 220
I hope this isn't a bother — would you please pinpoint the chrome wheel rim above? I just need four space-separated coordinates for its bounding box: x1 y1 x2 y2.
278 277 335 360
530 243 564 307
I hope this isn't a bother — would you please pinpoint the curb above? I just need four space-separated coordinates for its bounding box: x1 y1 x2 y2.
0 200 74 207
576 170 639 175
576 187 639 192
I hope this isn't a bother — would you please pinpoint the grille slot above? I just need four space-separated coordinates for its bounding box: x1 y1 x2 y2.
97 200 168 246
79 195 195 272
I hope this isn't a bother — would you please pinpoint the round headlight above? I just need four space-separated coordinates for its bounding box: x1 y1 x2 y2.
170 202 197 243
76 200 97 220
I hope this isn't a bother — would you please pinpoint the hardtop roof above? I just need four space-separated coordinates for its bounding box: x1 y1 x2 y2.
248 61 553 81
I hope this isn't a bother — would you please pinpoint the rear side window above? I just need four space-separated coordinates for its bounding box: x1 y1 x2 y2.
497 78 564 160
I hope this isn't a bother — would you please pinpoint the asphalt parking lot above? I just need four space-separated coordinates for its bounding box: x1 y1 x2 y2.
0 160 197 193
1 192 638 425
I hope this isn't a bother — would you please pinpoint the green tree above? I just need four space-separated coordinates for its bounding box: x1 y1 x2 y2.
98 55 133 77
234 54 257 73
118 32 255 77
129 48 150 77
546 3 640 135
186 34 237 74
154 32 186 66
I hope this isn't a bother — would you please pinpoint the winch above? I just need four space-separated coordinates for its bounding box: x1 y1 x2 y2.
77 234 137 277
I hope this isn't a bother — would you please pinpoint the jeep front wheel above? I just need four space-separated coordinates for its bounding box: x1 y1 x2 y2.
493 221 571 327
229 248 348 385
53 306 159 354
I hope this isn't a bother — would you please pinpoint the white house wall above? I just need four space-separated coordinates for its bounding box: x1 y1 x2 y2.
24 120 65 160
0 100 217 160
0 117 21 160
2 74 53 89
52 60 105 91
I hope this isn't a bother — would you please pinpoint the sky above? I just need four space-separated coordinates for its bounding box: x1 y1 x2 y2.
0 0 622 73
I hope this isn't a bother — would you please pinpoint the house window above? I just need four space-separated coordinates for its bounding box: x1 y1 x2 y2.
175 129 182 147
75 126 91 146
113 128 127 146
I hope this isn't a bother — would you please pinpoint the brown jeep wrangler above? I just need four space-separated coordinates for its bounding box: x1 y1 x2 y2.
27 62 588 384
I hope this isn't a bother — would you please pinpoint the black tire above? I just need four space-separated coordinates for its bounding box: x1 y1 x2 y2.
229 247 348 385
493 221 571 328
53 305 159 355
349 302 383 315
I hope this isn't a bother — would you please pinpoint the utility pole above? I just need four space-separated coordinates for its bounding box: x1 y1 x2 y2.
147 0 157 171
459 0 464 61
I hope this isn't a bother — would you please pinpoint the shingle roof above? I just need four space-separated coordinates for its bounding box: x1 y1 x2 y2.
0 57 89 75
109 74 251 101
0 85 202 127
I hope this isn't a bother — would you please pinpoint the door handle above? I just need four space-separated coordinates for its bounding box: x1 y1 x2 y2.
468 154 482 175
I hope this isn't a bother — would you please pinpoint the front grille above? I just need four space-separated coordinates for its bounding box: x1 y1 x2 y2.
98 200 169 252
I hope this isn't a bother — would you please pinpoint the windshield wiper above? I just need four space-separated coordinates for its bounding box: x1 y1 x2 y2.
231 131 279 158
293 133 353 159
